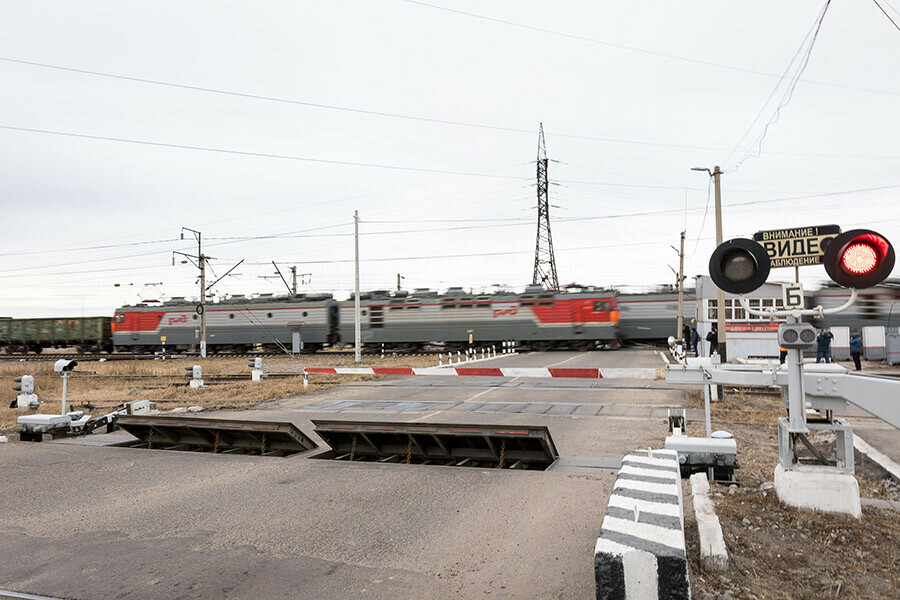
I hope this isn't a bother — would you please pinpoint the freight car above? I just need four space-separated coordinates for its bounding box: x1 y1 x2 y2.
111 285 619 352
0 316 112 353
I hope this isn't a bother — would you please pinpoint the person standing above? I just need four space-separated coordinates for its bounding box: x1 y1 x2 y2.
816 329 834 363
779 345 787 365
683 323 692 352
706 324 719 355
691 327 700 357
849 331 863 371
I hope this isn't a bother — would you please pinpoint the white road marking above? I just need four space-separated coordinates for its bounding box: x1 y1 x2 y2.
548 352 587 367
410 410 443 422
464 387 496 402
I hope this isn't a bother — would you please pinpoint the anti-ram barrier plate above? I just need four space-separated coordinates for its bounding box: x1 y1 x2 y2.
115 415 318 457
312 419 559 470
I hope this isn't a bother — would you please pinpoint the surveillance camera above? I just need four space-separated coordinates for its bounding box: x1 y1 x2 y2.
53 359 78 373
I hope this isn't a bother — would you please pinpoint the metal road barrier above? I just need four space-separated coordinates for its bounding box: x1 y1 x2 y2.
115 415 318 457
303 366 661 379
594 449 689 600
312 419 559 470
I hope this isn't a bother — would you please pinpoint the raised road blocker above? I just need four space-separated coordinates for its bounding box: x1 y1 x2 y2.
115 415 318 457
594 449 688 600
312 419 559 470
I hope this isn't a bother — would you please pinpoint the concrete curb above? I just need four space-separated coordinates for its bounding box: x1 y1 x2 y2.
853 435 900 483
688 473 728 572
594 449 689 600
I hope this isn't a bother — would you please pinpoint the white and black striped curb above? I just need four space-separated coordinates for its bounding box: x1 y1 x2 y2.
594 449 689 600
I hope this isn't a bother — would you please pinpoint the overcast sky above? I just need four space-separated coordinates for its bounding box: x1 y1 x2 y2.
1 0 898 317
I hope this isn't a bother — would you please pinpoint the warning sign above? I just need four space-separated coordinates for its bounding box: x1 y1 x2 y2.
725 322 780 332
753 224 841 268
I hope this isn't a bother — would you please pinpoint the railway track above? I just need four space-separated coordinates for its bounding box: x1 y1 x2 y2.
0 349 450 362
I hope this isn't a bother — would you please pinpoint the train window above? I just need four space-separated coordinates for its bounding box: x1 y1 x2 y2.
406 305 420 310
390 303 404 310
459 303 473 309
229 314 235 319
362 310 367 316
158 315 163 321
267 313 273 318
538 301 554 307
114 315 125 323
442 303 457 309
476 303 490 308
193 314 198 320
520 301 534 307
593 301 610 311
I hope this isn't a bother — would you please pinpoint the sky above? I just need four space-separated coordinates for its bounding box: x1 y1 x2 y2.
1 0 898 317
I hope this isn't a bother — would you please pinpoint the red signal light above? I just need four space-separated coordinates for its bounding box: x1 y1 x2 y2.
841 243 878 274
823 229 895 289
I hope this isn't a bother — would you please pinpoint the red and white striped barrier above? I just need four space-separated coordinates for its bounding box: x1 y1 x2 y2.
303 367 660 379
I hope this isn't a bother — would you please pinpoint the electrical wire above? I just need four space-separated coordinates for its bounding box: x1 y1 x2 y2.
872 0 900 31
2 56 898 159
0 124 529 180
0 238 179 257
401 0 899 97
688 177 713 257
725 0 833 172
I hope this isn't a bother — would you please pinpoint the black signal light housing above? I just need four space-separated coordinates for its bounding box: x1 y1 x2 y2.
708 238 772 294
823 229 895 289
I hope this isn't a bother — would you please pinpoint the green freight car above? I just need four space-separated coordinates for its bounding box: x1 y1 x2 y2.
0 317 112 353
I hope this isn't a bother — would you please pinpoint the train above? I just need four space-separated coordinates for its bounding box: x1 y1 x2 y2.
111 285 619 353
2 280 897 354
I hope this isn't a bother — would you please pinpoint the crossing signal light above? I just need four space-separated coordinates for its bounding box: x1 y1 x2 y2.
823 229 895 289
708 238 771 294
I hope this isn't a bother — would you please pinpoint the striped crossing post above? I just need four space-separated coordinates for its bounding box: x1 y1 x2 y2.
594 449 688 600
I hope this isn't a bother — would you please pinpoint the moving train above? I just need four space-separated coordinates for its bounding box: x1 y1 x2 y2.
111 285 620 352
2 281 897 354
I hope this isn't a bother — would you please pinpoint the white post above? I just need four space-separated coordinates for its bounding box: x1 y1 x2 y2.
704 383 713 439
457 350 461 363
354 210 361 364
439 354 443 366
303 371 309 389
61 372 68 415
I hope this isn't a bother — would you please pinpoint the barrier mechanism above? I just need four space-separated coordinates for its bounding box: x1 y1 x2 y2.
115 415 318 457
594 449 689 600
304 367 659 379
311 419 558 470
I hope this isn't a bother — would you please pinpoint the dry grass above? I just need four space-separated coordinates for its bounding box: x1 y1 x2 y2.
684 388 900 600
0 353 442 434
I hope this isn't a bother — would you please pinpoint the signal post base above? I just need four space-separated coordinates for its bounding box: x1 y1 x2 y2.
774 463 861 519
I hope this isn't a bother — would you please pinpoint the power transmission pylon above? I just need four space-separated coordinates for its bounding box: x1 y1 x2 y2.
532 123 559 291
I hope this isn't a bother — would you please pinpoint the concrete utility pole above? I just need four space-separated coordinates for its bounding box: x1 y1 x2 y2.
676 230 686 341
176 227 208 359
692 165 727 362
354 210 361 364
397 273 404 292
291 266 298 295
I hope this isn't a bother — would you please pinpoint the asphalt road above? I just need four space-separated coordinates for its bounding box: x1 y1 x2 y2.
0 349 681 600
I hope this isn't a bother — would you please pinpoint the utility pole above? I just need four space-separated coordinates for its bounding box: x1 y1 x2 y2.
175 228 208 358
397 274 404 291
354 210 361 364
291 266 298 295
676 230 686 341
692 165 727 362
532 123 559 291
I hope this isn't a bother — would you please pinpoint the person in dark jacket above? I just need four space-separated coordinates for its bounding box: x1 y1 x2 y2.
816 329 834 363
849 331 863 371
706 324 719 355
691 328 700 357
779 345 787 365
682 323 691 352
